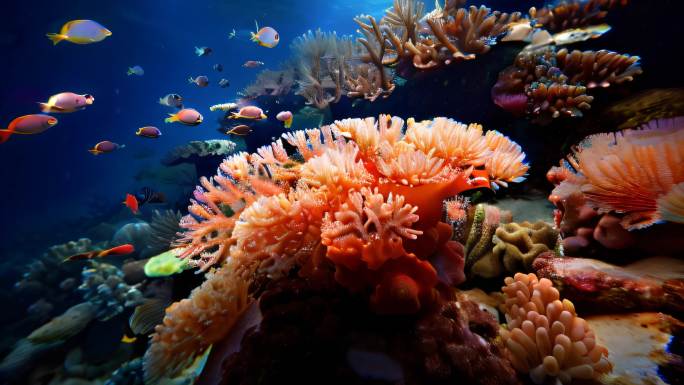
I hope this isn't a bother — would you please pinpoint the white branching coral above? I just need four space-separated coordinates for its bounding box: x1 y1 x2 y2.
501 273 612 385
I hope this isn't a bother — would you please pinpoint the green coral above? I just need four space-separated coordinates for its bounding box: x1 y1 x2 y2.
461 204 512 278
144 249 190 278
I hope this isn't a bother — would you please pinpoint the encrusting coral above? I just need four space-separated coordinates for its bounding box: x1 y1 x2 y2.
492 221 561 273
492 46 642 122
549 117 684 231
144 115 529 381
501 272 612 384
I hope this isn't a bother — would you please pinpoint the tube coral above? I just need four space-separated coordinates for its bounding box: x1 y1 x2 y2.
550 117 684 230
146 115 529 379
501 272 612 384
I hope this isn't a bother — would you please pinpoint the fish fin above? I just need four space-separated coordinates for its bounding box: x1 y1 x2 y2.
254 19 259 32
46 33 67 45
165 114 179 123
285 117 292 128
0 129 13 144
130 298 168 335
88 149 101 155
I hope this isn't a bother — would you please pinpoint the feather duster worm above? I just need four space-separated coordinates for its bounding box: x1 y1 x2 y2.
145 115 529 380
501 273 612 384
550 117 684 230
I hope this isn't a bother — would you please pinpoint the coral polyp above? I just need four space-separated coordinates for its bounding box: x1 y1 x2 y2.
144 115 529 381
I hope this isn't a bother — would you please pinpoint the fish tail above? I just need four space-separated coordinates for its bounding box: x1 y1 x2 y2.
88 149 101 155
165 114 178 123
0 128 14 144
228 112 238 119
46 33 66 45
127 68 133 75
250 32 259 43
285 117 293 128
187 77 195 84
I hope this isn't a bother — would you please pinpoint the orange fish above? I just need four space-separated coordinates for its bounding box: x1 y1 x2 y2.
124 193 139 214
64 244 135 261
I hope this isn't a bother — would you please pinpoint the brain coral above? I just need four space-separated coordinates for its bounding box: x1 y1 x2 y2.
145 115 529 381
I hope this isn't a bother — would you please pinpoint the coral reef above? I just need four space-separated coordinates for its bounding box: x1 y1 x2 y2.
105 358 144 385
492 221 561 273
549 117 684 231
145 115 528 380
501 272 612 384
79 262 144 321
533 253 684 313
493 46 642 122
603 88 684 130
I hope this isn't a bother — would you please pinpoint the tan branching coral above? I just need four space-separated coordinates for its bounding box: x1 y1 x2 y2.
146 115 529 379
530 0 629 33
551 117 684 229
492 46 642 122
292 30 354 109
501 273 612 384
492 221 561 273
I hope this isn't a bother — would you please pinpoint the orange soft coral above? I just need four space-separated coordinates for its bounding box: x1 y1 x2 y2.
147 115 529 379
552 117 684 229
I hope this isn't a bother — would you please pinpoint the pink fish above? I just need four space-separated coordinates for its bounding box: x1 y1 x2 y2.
229 106 266 120
242 60 264 68
276 110 293 128
40 92 94 113
165 108 203 125
0 114 58 143
89 140 124 155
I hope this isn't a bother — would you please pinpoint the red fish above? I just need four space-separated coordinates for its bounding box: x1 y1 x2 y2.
124 193 139 214
64 244 135 261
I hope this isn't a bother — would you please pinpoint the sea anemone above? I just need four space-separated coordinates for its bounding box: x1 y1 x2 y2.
145 115 528 380
551 117 684 229
501 272 612 384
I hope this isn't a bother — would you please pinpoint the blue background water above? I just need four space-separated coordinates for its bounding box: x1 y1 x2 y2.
1 0 680 259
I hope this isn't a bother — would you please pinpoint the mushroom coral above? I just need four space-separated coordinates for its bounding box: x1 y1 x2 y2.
145 115 529 380
492 46 642 122
501 272 612 384
550 117 684 230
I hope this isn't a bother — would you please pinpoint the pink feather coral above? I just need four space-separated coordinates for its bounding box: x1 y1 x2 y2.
501 273 612 384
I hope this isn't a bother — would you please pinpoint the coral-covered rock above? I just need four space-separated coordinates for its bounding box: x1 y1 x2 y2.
533 253 684 314
79 262 144 321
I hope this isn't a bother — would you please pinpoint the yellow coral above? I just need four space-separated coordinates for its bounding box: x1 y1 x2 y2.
501 273 611 385
493 221 561 273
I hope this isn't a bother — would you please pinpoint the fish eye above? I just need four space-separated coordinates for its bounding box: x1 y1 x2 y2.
275 34 279 40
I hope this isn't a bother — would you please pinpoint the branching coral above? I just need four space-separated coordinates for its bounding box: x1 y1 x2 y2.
501 273 612 384
292 30 356 109
550 117 684 230
530 0 629 33
493 46 642 122
147 115 529 379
